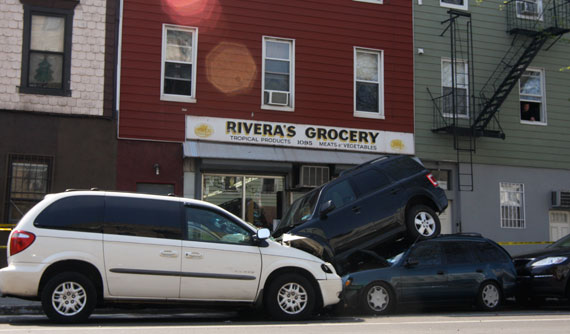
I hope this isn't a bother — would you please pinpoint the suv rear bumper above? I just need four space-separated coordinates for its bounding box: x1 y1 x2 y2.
0 263 46 298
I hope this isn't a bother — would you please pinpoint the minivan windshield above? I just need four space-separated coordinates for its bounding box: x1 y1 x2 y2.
274 188 321 236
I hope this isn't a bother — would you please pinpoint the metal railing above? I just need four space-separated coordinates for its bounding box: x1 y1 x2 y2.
507 0 570 34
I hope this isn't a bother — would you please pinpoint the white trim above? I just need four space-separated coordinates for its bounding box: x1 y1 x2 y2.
440 0 468 11
441 58 469 119
519 67 547 125
261 36 295 111
353 0 383 4
353 47 384 119
515 0 543 21
499 182 526 229
160 24 198 103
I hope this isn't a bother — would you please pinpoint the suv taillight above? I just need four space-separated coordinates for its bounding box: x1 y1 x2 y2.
9 230 36 256
426 173 439 187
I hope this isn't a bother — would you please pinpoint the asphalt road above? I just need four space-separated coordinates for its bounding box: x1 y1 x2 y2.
1 305 570 334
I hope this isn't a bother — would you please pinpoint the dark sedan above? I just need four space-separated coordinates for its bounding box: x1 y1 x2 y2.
341 234 517 314
514 233 570 302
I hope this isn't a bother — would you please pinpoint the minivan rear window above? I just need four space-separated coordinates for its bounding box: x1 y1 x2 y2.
34 195 104 232
104 197 182 240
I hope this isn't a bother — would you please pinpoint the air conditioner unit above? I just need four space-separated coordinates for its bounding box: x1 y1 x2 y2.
299 166 329 188
267 91 289 106
552 191 570 208
519 1 537 15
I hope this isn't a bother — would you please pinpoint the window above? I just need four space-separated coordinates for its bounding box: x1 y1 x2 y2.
381 157 425 181
351 169 391 196
474 242 510 263
161 25 198 103
442 242 475 264
5 155 52 224
354 48 384 119
519 68 546 124
34 196 104 233
185 206 251 245
440 0 468 11
321 180 357 210
516 0 542 19
442 59 469 118
500 182 525 229
408 242 442 266
20 4 75 96
262 37 294 110
104 197 182 239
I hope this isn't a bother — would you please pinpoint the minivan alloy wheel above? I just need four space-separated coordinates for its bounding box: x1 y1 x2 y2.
277 282 308 315
51 281 87 316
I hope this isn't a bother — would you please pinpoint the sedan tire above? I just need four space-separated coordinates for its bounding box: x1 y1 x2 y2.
361 281 395 315
477 281 501 311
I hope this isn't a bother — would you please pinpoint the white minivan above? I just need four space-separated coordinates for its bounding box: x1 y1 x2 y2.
0 191 341 322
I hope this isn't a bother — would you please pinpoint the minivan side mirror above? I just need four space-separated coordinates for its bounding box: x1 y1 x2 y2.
319 200 336 217
257 228 271 240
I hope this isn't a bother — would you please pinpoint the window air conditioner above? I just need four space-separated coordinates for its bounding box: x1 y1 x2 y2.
267 91 289 106
552 191 570 208
299 166 329 188
519 1 537 15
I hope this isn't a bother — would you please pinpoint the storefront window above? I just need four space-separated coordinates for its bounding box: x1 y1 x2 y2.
202 175 284 229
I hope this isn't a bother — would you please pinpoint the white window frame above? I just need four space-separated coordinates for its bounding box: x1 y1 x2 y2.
160 24 198 103
500 182 526 229
261 36 295 112
353 0 383 4
516 0 543 20
354 47 384 119
440 0 468 11
519 67 547 125
441 58 469 119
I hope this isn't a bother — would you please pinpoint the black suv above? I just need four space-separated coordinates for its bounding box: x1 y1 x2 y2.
273 155 448 274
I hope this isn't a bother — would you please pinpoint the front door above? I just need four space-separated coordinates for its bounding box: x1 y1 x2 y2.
398 242 447 303
179 205 262 301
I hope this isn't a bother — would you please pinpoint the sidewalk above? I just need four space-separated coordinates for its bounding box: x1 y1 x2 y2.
0 297 41 315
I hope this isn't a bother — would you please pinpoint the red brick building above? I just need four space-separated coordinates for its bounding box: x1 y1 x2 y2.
117 0 414 228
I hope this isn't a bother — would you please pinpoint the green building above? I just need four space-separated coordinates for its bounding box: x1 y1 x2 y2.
414 0 570 254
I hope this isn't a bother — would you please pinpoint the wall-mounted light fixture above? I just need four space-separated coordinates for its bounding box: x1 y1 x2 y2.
153 163 160 176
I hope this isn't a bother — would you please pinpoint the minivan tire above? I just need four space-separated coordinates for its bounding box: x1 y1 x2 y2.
41 272 97 323
265 273 316 321
406 205 441 240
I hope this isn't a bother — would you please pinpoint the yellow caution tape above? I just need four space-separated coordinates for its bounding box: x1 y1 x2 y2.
0 246 6 249
498 241 554 246
0 224 15 228
0 228 12 232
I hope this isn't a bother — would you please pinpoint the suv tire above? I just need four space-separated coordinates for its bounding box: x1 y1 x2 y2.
406 204 441 240
41 272 97 323
265 273 316 320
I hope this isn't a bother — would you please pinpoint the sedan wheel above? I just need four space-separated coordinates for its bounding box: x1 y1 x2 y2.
477 282 501 311
362 282 394 315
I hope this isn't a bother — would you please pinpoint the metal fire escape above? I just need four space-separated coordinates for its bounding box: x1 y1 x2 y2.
430 0 570 191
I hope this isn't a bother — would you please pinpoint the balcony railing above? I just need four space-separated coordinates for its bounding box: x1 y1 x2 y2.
507 0 570 35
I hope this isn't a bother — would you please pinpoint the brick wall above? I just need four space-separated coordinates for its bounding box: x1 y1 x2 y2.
0 0 107 116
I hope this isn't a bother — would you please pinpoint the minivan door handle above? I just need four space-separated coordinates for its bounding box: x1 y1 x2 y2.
185 251 203 259
437 271 445 275
160 250 178 258
352 206 361 214
476 269 484 273
390 188 401 195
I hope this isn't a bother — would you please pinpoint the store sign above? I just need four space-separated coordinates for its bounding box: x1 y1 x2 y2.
186 116 414 154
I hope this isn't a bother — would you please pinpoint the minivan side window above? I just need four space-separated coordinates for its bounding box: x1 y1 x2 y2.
104 197 182 240
185 206 252 245
351 169 391 196
320 180 356 210
34 195 104 233
381 157 425 181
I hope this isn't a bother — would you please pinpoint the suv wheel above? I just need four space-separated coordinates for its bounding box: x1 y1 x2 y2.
265 273 316 320
477 281 501 311
41 272 96 323
406 205 441 240
361 281 395 315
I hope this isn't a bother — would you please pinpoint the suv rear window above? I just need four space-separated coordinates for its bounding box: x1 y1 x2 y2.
104 196 182 240
380 157 425 181
34 195 104 233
